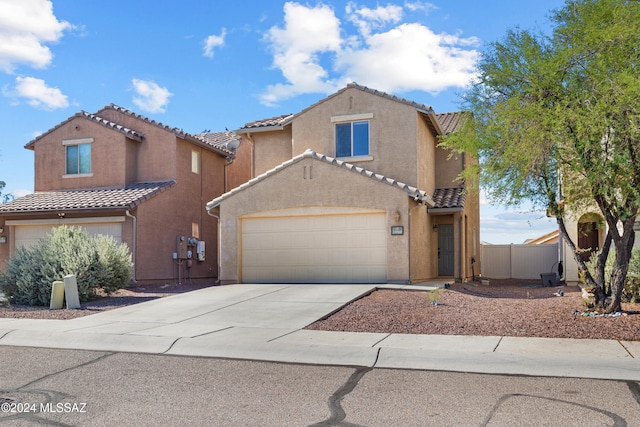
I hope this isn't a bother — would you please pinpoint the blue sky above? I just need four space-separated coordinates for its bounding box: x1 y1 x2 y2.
0 0 564 244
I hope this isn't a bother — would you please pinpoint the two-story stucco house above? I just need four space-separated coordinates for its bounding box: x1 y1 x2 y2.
0 105 251 283
207 83 480 284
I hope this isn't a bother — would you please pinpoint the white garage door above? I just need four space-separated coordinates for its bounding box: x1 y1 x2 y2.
15 222 123 250
241 213 387 283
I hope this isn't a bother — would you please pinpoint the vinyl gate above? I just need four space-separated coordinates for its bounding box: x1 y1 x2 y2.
480 243 559 279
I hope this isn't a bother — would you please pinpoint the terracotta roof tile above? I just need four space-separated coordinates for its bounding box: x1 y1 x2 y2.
238 83 441 135
432 187 466 209
436 112 465 134
192 131 242 152
239 114 294 131
0 181 176 214
102 104 234 157
25 111 145 148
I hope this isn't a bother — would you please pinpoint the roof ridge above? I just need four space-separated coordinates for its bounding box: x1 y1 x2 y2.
207 150 434 210
77 111 144 141
103 104 188 136
100 104 233 157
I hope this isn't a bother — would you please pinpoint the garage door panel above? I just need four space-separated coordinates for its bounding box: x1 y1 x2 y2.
241 213 387 284
15 222 122 250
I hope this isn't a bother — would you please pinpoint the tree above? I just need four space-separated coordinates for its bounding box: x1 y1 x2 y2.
0 181 12 204
441 0 640 313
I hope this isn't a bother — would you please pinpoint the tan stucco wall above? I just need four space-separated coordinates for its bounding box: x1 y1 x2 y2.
561 209 606 282
0 218 7 269
133 139 225 282
96 108 178 183
250 128 293 177
291 87 420 187
217 157 417 284
416 115 436 194
225 136 253 191
31 117 135 191
409 201 434 281
435 146 464 189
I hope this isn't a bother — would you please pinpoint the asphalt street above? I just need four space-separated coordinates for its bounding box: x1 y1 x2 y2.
1 346 639 427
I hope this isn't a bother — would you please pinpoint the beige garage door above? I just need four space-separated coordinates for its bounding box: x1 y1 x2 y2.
15 223 123 250
241 213 387 283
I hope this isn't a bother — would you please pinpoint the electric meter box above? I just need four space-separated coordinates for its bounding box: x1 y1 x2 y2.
176 235 188 259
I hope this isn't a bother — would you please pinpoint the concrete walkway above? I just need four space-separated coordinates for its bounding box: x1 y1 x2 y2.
0 284 638 381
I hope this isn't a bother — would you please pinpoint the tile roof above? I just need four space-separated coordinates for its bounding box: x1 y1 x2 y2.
26 105 234 159
207 149 434 210
101 105 234 157
431 187 466 209
436 112 466 134
25 111 145 148
192 131 242 152
238 83 446 136
238 114 295 132
0 181 176 214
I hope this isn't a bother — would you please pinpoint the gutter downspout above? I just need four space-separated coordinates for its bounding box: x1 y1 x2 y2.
125 209 137 283
206 208 221 282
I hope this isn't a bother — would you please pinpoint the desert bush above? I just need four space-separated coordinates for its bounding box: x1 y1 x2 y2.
587 248 640 303
0 226 132 305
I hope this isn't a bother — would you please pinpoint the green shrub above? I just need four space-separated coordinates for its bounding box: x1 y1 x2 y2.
586 247 640 303
0 226 132 306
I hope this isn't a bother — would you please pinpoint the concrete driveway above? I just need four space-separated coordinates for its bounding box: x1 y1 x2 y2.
1 283 639 381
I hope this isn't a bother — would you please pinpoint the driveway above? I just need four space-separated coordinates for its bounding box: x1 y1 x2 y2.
0 283 639 381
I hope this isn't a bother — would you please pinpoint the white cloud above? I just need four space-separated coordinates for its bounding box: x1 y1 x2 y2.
12 188 32 198
261 2 343 105
336 23 479 94
404 1 437 13
203 28 226 58
261 1 479 106
4 76 68 110
0 0 72 73
346 3 403 38
131 78 172 113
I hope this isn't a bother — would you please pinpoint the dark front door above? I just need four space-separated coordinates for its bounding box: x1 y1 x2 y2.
438 224 454 276
578 222 599 262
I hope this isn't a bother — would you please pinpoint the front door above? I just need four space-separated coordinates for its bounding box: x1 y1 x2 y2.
438 224 454 276
578 221 599 262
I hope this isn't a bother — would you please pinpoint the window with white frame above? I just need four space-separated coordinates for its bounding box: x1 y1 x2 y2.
63 138 92 176
192 150 200 174
335 120 369 157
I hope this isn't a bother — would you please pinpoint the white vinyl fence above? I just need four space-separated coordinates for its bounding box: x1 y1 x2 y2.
480 243 559 279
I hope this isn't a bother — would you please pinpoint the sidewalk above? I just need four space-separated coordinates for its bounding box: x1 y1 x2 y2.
0 284 638 381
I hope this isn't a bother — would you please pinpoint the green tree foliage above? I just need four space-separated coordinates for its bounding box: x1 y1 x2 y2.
0 226 132 306
0 181 13 203
441 0 640 312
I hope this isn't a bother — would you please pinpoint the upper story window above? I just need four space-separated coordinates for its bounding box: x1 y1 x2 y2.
336 121 369 157
63 138 92 177
192 150 200 174
332 113 373 159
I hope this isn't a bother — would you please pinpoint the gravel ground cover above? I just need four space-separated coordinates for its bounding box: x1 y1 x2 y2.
0 280 215 320
307 279 640 341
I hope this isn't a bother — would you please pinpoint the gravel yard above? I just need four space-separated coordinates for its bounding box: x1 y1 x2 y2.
307 280 640 341
1 279 639 341
0 280 215 320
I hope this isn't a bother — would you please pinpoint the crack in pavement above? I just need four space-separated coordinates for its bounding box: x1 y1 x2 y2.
480 393 628 427
0 352 115 426
308 367 372 427
628 381 640 407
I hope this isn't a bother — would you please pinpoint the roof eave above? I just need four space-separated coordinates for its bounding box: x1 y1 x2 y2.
235 125 286 134
427 207 464 215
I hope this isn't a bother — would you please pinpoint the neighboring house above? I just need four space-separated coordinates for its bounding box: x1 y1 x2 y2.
560 210 610 282
207 83 480 284
525 230 559 245
0 105 250 283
